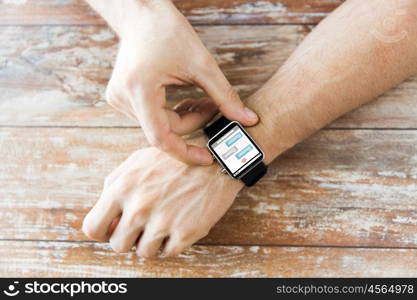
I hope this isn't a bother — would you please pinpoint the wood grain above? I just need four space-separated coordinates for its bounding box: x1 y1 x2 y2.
1 0 416 278
1 128 417 247
2 25 417 128
0 0 343 25
0 241 416 277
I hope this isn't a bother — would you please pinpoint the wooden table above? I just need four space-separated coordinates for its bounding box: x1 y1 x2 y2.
1 0 417 277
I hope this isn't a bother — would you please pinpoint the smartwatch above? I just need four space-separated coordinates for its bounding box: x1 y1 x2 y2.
204 116 267 187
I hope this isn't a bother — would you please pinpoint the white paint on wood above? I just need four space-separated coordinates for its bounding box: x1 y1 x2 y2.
1 25 417 127
1 241 417 277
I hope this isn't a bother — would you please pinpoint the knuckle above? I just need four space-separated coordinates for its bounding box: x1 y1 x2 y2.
106 76 145 107
103 174 114 187
122 169 138 184
126 207 150 227
142 168 162 181
122 71 149 98
159 141 173 152
145 215 171 237
197 228 210 240
195 53 215 72
105 89 122 108
112 173 136 197
177 227 209 243
108 185 125 202
147 135 163 149
153 218 171 235
216 85 240 114
225 84 239 104
148 135 171 152
122 75 139 93
105 81 119 101
175 229 195 244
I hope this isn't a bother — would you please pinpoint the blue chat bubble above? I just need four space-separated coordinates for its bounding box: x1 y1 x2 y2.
235 145 253 159
226 132 242 147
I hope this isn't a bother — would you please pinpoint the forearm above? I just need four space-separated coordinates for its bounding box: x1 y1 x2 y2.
246 0 417 164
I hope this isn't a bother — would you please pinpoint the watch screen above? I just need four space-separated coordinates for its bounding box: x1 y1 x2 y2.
209 123 263 177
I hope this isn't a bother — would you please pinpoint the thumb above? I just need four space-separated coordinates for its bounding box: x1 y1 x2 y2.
194 60 258 126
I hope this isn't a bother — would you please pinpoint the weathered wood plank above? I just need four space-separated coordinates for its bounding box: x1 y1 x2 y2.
0 25 300 127
0 0 343 25
1 128 417 247
0 241 416 277
1 25 417 128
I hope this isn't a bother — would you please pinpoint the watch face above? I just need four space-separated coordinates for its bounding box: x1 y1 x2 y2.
207 121 264 179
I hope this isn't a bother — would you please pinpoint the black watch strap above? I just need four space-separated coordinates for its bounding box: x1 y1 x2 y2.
203 116 231 139
204 116 267 187
241 160 268 187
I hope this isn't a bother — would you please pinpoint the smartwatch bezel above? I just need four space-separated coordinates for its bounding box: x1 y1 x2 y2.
207 121 264 180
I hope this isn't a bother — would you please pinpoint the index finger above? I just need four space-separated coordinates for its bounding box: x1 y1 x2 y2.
131 86 213 165
159 131 214 165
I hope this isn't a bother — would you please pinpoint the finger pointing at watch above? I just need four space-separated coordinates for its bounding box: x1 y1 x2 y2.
131 86 217 165
89 0 258 165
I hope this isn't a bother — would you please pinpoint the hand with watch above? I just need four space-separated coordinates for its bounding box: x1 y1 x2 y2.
82 117 266 258
82 143 247 258
83 0 417 258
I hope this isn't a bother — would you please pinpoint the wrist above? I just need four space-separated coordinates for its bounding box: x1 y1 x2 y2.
245 115 301 165
244 72 321 165
244 105 302 165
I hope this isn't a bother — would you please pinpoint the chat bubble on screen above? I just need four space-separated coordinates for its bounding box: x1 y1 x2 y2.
222 146 238 160
235 145 253 159
226 132 243 147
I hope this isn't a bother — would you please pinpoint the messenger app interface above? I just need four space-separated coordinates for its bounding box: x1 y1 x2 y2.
212 125 261 174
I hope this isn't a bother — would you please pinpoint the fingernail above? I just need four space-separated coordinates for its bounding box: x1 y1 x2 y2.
244 107 258 121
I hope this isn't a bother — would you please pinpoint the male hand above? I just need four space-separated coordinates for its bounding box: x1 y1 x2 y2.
104 0 258 164
82 145 243 258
